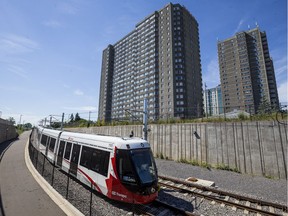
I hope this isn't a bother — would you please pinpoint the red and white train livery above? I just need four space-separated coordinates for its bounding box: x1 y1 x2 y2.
30 127 158 204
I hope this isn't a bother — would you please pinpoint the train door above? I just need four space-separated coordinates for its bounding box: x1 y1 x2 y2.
69 144 81 176
57 141 65 167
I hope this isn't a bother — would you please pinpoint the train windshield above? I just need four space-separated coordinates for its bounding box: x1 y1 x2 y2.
130 149 157 184
116 148 157 186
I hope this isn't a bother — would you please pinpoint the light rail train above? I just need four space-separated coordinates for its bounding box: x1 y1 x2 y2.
30 126 158 204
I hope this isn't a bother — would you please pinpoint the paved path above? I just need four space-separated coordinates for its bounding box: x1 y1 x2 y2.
0 131 66 216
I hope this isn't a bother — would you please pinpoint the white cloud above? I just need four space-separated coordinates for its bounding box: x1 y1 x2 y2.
273 55 287 78
63 84 70 89
0 105 12 112
57 2 77 14
81 106 97 111
8 65 29 79
74 89 84 96
1 112 44 126
62 106 97 111
203 58 220 89
278 80 288 104
42 20 62 28
0 33 39 55
233 19 245 34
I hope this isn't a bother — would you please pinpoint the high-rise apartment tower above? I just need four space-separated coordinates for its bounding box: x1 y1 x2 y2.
203 85 223 116
98 3 203 121
218 27 279 114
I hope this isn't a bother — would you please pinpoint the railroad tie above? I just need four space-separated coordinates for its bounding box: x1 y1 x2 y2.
221 196 229 207
189 187 197 192
232 200 239 211
206 191 215 204
268 206 275 213
256 204 262 216
244 201 250 214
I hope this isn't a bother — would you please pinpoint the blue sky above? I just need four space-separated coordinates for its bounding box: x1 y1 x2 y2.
0 0 287 125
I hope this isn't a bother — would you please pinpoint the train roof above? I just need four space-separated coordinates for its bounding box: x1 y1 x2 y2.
37 126 150 150
41 127 61 137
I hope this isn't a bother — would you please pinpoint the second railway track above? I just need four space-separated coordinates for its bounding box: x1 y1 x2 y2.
158 175 288 216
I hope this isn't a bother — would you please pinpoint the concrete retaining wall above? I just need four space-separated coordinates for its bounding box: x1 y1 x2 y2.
66 121 287 179
0 119 18 143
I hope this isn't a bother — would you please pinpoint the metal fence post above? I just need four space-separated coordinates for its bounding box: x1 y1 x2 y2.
90 181 93 216
41 156 45 176
66 170 70 199
35 150 39 170
51 161 55 186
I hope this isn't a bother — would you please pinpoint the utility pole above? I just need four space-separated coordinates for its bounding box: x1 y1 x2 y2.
19 114 22 127
61 113 64 131
205 83 208 118
88 111 91 127
50 115 52 128
143 98 148 140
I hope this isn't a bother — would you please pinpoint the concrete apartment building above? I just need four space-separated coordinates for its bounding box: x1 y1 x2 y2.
98 3 203 122
217 27 279 114
203 85 223 116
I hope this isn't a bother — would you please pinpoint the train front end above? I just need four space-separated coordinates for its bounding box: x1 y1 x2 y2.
107 140 158 204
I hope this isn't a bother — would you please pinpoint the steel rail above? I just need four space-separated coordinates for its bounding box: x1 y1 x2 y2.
158 175 287 216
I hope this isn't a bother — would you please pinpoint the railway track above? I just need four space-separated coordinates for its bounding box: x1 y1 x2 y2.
158 175 288 216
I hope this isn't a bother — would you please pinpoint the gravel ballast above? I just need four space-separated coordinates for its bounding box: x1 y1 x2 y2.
29 141 287 215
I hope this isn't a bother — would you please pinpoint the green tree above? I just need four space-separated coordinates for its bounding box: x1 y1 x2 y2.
7 117 15 125
70 114 74 122
51 122 61 128
75 113 81 121
24 123 32 129
257 97 271 114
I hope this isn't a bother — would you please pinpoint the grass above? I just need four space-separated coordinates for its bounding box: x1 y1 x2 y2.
156 153 169 160
16 127 25 135
215 163 240 173
60 109 287 128
176 158 240 173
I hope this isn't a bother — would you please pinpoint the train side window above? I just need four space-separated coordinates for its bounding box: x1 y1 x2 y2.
41 134 48 146
71 144 81 164
49 137 56 151
91 150 101 173
80 146 92 169
64 142 72 160
101 151 110 176
91 149 110 177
